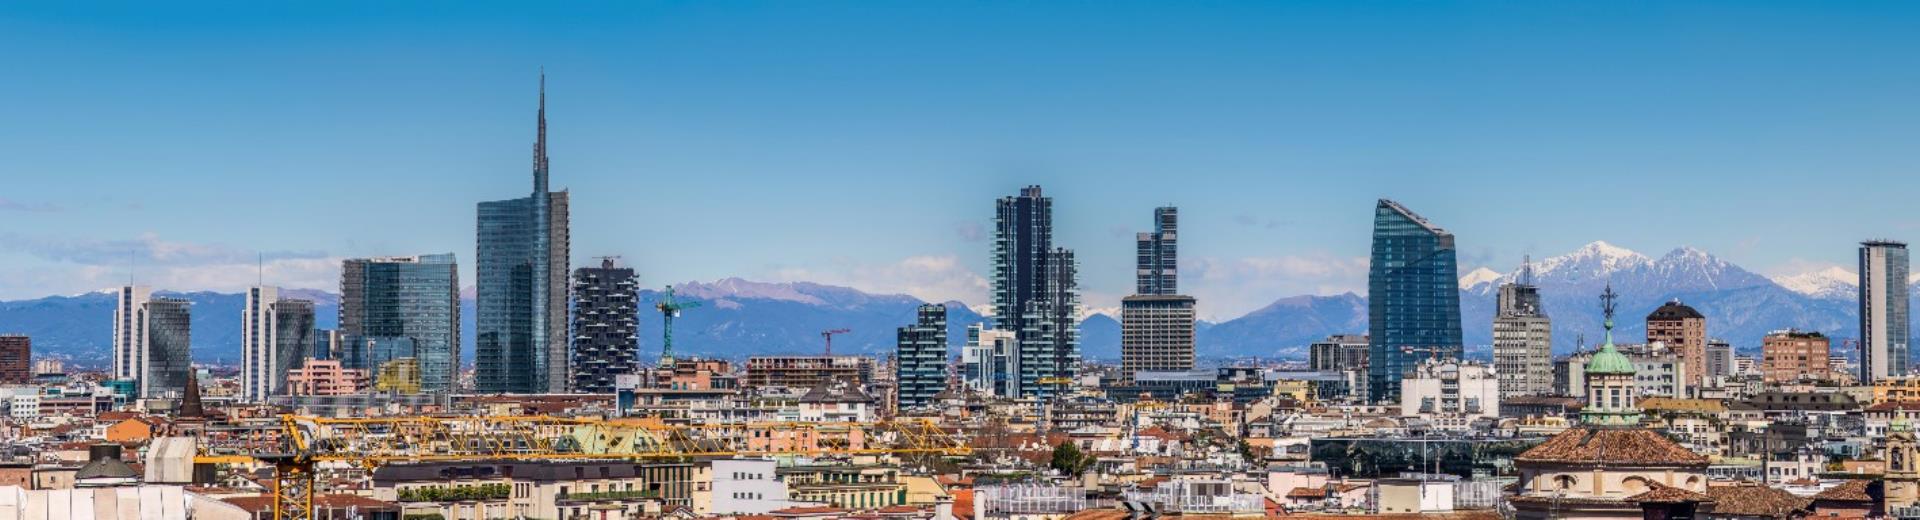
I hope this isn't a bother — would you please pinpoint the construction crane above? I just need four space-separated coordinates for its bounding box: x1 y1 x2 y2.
191 414 971 520
654 285 702 365
820 328 851 355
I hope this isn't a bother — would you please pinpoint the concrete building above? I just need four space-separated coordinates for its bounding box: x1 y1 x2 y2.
110 285 152 384
1120 295 1196 384
241 287 316 402
284 358 370 396
708 459 796 515
1309 334 1368 372
0 336 27 385
1493 263 1552 398
477 73 571 394
1399 359 1499 427
991 185 1080 398
1704 339 1733 380
1646 299 1708 393
744 356 874 392
1762 329 1832 383
894 304 947 410
1862 240 1911 382
569 258 639 394
1367 199 1463 403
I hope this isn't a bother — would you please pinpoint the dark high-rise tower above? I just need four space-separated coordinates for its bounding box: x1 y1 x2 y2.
895 304 948 409
1366 199 1463 403
1121 206 1195 384
571 258 639 393
0 335 29 385
1136 207 1178 295
992 186 1080 398
478 73 572 394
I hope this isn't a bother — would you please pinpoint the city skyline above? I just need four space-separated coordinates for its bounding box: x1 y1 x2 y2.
6 3 1920 321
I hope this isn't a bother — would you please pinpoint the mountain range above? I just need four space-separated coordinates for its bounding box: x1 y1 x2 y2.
0 241 1897 367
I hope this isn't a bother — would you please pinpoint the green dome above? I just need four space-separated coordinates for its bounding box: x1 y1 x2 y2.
1585 325 1636 375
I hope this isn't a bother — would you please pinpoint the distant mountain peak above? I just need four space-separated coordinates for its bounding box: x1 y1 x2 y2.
1773 266 1858 300
1533 241 1654 279
1459 267 1502 289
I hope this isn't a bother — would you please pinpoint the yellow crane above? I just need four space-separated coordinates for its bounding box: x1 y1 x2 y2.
193 415 971 520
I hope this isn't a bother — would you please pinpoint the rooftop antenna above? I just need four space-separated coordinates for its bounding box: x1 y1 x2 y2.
257 253 264 286
1521 254 1533 286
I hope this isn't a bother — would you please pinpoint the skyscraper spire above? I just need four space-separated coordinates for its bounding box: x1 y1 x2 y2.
533 69 549 194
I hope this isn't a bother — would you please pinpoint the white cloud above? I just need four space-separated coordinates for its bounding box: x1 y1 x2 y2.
1182 253 1368 320
765 254 990 305
0 232 340 298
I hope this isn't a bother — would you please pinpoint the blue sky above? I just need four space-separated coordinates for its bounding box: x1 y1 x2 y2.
3 2 1919 319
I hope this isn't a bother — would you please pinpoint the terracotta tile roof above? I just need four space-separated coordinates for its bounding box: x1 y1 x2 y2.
1626 483 1714 503
1514 427 1709 466
1061 510 1129 520
770 506 850 516
1288 512 1502 520
1865 402 1920 412
1706 483 1811 518
1813 479 1876 502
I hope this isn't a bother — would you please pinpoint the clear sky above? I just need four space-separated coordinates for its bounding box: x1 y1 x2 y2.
3 2 1918 319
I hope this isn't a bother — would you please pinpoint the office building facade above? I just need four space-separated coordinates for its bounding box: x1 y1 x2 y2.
139 297 192 399
478 74 572 394
1135 207 1178 295
0 335 27 385
1862 240 1911 382
1492 269 1553 398
1366 199 1463 403
962 324 1015 395
241 287 317 402
111 285 152 382
894 304 948 409
570 258 640 393
339 254 461 393
1121 206 1195 384
992 186 1080 398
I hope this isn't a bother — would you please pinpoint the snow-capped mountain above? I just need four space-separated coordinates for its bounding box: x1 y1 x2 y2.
1772 267 1858 301
1458 267 1502 289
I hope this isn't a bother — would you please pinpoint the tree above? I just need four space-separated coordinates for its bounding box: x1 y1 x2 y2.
1050 441 1092 476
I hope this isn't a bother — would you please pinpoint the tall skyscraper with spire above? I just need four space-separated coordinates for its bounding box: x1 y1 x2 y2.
991 186 1080 398
477 73 572 394
1366 199 1463 403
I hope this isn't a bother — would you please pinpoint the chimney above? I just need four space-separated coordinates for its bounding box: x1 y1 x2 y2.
88 444 123 464
933 495 955 520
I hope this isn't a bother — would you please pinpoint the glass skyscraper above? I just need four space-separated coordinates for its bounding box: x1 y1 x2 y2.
1861 240 1910 382
992 186 1080 398
894 304 948 409
1366 199 1463 403
338 254 461 393
477 73 572 394
140 297 193 399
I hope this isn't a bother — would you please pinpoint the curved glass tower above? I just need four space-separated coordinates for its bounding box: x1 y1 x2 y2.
1367 199 1463 403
